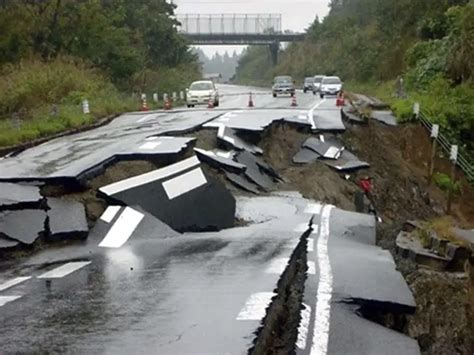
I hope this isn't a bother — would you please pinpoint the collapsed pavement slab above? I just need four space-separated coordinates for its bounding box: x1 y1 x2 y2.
303 137 344 159
0 210 47 245
216 125 263 154
99 156 236 232
320 150 370 171
234 151 278 191
371 110 398 126
225 172 261 195
46 198 89 241
0 183 44 211
341 106 365 123
0 236 20 251
194 148 246 173
293 148 320 164
310 109 346 131
117 136 195 157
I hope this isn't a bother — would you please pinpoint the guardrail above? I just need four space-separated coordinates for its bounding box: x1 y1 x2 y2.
414 104 473 182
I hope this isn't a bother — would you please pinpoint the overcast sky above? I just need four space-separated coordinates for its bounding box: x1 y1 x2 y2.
171 0 331 56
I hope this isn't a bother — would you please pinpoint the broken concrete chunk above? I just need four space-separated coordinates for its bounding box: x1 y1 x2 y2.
235 151 277 191
217 125 263 154
194 148 246 173
371 111 398 126
46 198 89 241
0 235 20 251
99 156 236 232
311 109 346 131
303 137 344 159
0 183 44 211
341 106 365 123
225 172 260 195
320 150 370 171
293 148 320 164
0 210 47 245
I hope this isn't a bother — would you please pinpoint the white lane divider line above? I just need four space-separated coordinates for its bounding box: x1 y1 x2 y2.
304 203 323 215
0 277 31 292
311 224 319 235
162 167 207 200
139 141 162 150
265 258 290 275
311 205 334 355
0 295 22 307
100 206 122 224
294 223 310 233
99 207 144 248
236 292 275 321
308 238 315 252
100 156 200 195
308 99 327 129
296 303 312 350
37 261 92 279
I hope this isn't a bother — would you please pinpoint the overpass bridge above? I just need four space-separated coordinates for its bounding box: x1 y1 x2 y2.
176 14 306 64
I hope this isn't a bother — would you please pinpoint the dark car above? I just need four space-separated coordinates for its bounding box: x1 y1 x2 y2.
303 77 315 93
272 76 296 97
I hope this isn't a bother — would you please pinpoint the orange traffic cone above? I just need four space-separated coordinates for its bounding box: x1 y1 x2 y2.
248 93 254 108
291 95 297 107
140 97 149 111
336 92 345 107
208 97 214 109
164 98 172 110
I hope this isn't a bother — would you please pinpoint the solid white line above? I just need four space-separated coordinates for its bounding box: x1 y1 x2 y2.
0 277 31 292
100 156 200 195
265 258 289 275
236 292 275 321
162 167 207 200
308 99 327 129
310 205 334 355
99 207 144 248
139 141 162 150
0 296 22 307
296 303 312 350
100 206 122 224
37 261 92 279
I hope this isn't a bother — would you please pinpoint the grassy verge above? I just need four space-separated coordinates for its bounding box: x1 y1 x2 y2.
0 59 192 148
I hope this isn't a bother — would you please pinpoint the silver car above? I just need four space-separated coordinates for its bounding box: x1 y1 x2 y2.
319 76 343 98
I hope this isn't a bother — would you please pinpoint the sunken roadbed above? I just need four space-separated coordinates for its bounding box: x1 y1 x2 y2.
0 87 423 353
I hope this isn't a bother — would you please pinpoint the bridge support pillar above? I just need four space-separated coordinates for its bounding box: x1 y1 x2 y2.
269 41 280 66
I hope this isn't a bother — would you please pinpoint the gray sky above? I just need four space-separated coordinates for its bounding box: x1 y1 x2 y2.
172 0 331 56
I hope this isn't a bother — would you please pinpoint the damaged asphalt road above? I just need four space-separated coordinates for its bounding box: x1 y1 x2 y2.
0 85 420 354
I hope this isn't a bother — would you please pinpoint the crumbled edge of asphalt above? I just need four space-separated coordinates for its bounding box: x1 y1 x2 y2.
248 226 311 355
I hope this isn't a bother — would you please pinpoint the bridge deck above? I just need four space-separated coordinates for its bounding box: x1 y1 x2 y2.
181 33 306 45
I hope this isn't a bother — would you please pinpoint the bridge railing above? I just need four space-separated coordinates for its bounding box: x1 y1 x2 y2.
177 14 282 35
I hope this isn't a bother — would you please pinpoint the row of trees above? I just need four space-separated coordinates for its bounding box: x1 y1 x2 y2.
0 0 197 85
195 49 241 82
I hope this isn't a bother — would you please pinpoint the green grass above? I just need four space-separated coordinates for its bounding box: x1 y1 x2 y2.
0 58 189 148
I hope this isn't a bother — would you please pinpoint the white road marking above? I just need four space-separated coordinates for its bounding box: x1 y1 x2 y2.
100 156 200 195
296 303 312 350
310 205 334 355
100 206 122 223
139 141 162 150
236 292 275 320
99 208 144 248
265 258 289 274
308 261 316 275
294 223 310 233
136 114 155 123
312 224 319 235
324 146 342 159
37 261 92 279
0 296 22 307
162 167 207 200
308 99 327 129
308 238 315 252
0 277 31 292
304 203 323 215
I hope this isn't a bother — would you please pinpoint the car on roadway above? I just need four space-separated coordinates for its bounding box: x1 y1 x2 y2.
319 76 343 98
186 80 219 108
303 77 315 93
272 76 295 97
312 75 325 94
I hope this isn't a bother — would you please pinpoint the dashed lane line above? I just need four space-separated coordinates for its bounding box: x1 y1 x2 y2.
98 207 144 248
0 296 22 307
37 261 92 279
296 303 312 350
0 277 31 292
236 292 275 321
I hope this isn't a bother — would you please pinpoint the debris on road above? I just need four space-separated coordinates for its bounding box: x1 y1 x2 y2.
0 183 44 211
46 198 88 242
0 209 46 245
